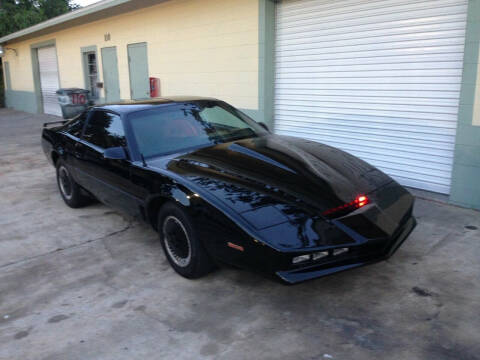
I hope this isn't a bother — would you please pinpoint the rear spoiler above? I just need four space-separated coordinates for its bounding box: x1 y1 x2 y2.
43 120 67 128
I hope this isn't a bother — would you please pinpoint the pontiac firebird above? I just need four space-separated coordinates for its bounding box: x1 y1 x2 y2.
42 97 416 283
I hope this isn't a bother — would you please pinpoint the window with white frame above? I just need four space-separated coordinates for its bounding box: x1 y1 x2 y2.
84 51 98 99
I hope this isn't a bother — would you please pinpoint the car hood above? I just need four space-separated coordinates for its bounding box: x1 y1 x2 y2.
149 134 392 216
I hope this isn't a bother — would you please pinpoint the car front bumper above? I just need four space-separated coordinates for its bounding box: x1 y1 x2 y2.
275 216 417 284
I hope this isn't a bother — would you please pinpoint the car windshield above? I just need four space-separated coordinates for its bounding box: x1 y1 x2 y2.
127 101 267 158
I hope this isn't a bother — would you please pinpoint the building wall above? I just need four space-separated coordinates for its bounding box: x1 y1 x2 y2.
450 0 480 209
3 0 259 114
3 0 480 209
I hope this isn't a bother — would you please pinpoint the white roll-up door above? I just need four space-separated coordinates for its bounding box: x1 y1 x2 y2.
274 0 468 194
38 46 61 116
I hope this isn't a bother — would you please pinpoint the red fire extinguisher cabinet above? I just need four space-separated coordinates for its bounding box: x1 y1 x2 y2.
149 77 160 98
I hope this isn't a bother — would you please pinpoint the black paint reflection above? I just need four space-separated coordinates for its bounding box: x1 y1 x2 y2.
164 133 395 249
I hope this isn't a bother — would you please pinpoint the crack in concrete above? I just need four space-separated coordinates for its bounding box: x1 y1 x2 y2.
0 221 134 270
426 229 476 257
428 232 456 255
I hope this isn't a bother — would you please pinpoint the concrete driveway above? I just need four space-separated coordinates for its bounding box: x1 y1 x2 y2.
1 108 479 360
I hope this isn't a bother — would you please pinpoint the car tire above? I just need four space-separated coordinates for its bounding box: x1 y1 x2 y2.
158 202 214 279
56 160 88 208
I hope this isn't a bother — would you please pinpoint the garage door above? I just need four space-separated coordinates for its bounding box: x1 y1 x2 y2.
274 0 468 194
38 46 61 116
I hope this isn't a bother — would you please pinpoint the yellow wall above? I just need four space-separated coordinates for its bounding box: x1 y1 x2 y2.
3 0 259 110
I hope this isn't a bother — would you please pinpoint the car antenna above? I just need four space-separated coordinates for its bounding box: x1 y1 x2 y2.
140 153 147 167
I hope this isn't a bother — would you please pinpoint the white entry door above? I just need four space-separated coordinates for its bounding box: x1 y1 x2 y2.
38 46 61 116
274 0 468 194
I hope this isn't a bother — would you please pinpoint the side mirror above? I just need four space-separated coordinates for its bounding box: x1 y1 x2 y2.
103 146 127 160
258 122 270 132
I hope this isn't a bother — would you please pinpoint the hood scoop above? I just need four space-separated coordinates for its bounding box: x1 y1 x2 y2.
228 143 296 174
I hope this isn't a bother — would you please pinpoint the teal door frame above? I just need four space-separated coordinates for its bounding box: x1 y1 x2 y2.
81 45 99 99
30 39 60 114
101 46 121 103
127 42 150 100
3 61 11 90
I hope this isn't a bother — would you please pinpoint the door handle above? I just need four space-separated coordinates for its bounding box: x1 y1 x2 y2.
74 143 83 158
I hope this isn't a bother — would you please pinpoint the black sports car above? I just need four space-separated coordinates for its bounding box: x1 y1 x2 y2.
42 97 416 283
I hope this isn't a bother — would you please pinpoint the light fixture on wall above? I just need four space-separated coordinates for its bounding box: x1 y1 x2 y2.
0 46 18 57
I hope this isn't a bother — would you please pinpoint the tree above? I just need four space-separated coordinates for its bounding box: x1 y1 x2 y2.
0 0 80 38
39 0 80 20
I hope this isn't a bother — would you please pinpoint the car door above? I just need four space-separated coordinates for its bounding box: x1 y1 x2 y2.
75 110 139 215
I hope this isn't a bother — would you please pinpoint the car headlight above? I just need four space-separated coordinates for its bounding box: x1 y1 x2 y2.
333 248 348 256
292 254 310 264
312 251 329 260
292 249 348 265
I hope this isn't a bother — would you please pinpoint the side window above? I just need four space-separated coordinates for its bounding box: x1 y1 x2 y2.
83 111 126 149
200 106 249 130
64 111 87 138
83 51 98 99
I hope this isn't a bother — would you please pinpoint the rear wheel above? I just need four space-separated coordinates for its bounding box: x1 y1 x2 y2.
158 202 214 279
56 160 88 208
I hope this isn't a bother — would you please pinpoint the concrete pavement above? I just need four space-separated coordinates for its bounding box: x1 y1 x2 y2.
0 108 479 360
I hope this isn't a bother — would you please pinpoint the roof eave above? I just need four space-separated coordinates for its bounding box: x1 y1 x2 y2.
0 0 166 44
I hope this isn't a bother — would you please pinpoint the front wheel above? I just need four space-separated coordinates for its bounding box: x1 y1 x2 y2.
56 160 88 208
158 202 214 279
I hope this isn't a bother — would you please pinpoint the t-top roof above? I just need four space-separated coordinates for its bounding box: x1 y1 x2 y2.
94 96 220 114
